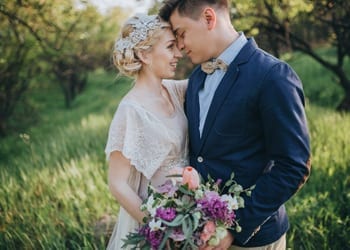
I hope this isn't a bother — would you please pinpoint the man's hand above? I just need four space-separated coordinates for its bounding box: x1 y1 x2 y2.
199 230 234 250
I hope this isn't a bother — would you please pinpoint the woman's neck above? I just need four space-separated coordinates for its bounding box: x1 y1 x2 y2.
134 71 163 96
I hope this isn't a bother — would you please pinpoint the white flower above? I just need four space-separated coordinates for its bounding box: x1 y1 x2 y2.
145 195 157 217
215 226 227 240
149 218 164 231
194 189 204 199
221 194 239 210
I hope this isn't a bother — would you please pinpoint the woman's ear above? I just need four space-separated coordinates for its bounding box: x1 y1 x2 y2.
203 7 216 30
136 50 150 65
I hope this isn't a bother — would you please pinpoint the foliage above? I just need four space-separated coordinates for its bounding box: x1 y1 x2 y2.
0 2 40 136
287 49 347 109
0 0 127 135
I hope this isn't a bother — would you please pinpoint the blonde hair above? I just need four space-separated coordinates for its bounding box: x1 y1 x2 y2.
112 14 171 77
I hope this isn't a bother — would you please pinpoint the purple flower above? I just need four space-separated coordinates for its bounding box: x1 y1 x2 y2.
138 225 164 249
156 180 178 197
156 207 177 221
148 230 164 249
169 227 186 241
197 191 236 226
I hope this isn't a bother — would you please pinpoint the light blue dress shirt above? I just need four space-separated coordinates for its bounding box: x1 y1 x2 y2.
199 33 248 136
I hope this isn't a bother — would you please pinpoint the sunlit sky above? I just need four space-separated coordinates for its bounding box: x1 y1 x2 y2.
89 0 154 14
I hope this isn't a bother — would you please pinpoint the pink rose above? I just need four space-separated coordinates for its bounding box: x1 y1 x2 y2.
182 166 200 190
200 221 216 243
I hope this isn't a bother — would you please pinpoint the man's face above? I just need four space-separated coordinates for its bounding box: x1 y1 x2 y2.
170 9 212 64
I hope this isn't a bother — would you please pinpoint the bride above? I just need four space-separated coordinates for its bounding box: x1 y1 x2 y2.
104 14 188 249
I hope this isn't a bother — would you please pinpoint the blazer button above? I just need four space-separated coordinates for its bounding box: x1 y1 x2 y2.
197 156 204 163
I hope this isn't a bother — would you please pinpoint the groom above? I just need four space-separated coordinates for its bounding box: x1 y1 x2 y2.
159 0 311 249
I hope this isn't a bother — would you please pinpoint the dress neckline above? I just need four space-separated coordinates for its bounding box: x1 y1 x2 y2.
122 83 179 120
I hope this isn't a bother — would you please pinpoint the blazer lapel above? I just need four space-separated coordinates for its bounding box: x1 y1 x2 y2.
198 38 258 152
188 71 206 154
198 65 240 151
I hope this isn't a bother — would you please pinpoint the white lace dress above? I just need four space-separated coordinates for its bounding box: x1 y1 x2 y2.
104 79 189 249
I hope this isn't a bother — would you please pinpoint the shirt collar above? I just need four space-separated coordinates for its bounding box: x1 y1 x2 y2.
217 32 247 66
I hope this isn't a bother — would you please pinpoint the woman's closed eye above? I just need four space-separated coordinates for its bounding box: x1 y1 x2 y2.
167 42 175 50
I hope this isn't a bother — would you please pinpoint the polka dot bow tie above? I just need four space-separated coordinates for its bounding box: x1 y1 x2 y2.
201 58 228 74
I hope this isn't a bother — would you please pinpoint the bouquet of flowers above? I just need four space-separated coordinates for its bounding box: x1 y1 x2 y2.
122 166 255 249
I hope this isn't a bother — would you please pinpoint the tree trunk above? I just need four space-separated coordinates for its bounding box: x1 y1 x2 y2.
336 75 350 111
337 92 350 111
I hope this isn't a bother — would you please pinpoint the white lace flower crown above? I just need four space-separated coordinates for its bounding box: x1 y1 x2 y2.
115 14 163 53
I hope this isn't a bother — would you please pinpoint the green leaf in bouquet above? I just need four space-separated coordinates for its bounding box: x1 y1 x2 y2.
182 215 193 240
178 185 194 195
122 232 150 249
180 195 196 210
191 211 201 231
237 196 245 208
158 230 171 250
174 197 184 207
161 214 185 227
228 184 243 194
225 179 234 187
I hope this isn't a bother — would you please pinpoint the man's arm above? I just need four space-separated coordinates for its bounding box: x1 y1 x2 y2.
232 62 311 245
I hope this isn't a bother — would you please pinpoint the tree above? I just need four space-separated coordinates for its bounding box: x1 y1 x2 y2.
231 0 350 111
0 0 126 135
0 2 39 136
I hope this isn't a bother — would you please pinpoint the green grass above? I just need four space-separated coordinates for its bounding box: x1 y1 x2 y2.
286 105 350 249
0 52 350 249
0 70 133 249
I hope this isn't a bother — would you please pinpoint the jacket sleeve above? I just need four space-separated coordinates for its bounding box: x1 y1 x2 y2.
232 62 311 245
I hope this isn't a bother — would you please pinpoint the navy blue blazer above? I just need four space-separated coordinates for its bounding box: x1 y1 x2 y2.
185 38 311 247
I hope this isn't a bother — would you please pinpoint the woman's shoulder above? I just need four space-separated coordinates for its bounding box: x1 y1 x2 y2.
162 79 188 105
162 79 188 88
112 95 146 121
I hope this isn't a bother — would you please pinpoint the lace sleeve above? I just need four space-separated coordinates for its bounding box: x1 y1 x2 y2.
104 102 171 179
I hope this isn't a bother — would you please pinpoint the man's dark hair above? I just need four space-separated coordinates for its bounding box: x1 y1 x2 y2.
159 0 229 21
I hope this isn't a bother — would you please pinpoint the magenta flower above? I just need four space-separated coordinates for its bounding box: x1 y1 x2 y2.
139 225 163 249
197 191 236 226
148 230 164 249
156 207 177 221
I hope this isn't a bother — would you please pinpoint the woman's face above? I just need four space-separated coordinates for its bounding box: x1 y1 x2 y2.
147 29 183 79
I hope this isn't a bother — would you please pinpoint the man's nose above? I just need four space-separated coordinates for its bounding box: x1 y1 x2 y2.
174 46 183 58
176 39 184 51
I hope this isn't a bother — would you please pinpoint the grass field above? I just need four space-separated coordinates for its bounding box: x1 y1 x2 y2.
0 52 349 249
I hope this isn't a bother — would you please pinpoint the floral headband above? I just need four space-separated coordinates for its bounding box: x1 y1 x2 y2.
115 14 164 53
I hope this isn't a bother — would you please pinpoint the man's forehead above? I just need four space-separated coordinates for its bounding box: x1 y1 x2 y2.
169 10 188 32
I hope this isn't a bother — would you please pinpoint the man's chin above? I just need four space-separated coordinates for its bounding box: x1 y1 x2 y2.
189 57 201 65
